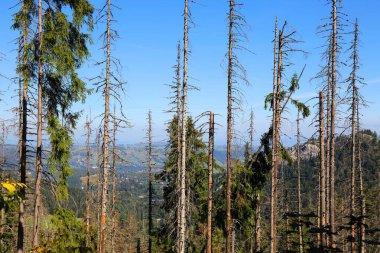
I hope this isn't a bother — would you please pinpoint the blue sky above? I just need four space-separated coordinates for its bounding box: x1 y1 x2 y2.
0 0 379 146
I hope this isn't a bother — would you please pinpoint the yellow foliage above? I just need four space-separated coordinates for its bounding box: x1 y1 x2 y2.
1 180 26 196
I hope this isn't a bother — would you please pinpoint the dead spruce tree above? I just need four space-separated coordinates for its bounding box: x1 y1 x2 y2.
319 91 327 249
146 110 154 253
356 96 366 253
269 17 278 253
94 1 126 252
85 116 92 247
266 20 308 253
346 19 365 253
179 0 190 251
32 0 43 246
12 0 36 251
329 1 338 247
175 43 182 251
110 105 121 253
296 111 304 253
163 42 182 248
323 0 345 247
226 1 249 251
206 112 214 253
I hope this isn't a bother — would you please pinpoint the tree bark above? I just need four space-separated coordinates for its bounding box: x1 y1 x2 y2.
357 103 366 253
296 112 304 253
147 111 153 253
325 41 331 247
175 42 182 253
226 1 234 252
349 20 359 253
33 0 43 248
111 109 117 253
0 123 5 251
329 0 337 247
179 1 189 252
206 112 214 253
17 6 29 250
85 118 91 247
319 91 327 248
100 1 112 252
270 17 279 253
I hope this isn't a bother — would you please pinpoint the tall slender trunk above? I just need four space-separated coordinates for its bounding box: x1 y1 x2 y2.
17 8 29 250
33 0 43 247
0 123 5 250
100 1 111 252
178 1 189 252
85 118 91 247
350 77 356 253
206 112 214 253
248 110 259 253
357 103 365 253
111 107 117 253
226 1 234 252
296 112 304 253
175 42 182 253
350 20 359 253
96 130 102 253
270 17 279 253
319 91 327 248
329 0 337 247
325 42 331 247
147 111 153 253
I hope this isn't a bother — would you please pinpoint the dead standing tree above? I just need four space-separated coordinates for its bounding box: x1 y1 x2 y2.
346 19 365 253
12 1 36 251
319 91 327 248
296 111 304 253
94 0 126 252
269 17 278 253
267 20 308 253
179 0 190 251
85 116 92 247
206 112 214 253
146 110 154 253
226 1 249 252
32 0 43 247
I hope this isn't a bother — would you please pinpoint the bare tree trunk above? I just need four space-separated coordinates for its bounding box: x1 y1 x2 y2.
255 193 261 253
206 112 214 253
111 108 117 253
296 112 304 253
85 117 91 247
17 8 29 250
226 1 234 252
175 42 182 253
0 123 5 250
325 44 331 247
329 0 337 247
147 111 153 253
96 130 102 253
349 20 359 253
319 91 327 248
33 0 43 248
357 103 365 253
100 1 112 252
350 76 356 253
179 1 189 252
270 17 279 253
231 221 235 253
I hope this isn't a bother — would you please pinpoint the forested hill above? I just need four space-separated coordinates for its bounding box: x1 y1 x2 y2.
2 130 379 184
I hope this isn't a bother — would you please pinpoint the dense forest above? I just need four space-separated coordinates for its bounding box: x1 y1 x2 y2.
0 0 379 253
